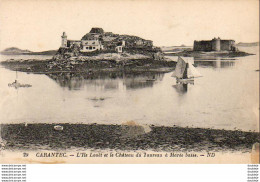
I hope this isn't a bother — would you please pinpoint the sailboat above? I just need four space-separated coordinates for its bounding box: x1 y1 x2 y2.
171 56 202 83
8 70 32 89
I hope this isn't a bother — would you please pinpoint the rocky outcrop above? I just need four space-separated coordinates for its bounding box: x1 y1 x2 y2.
164 49 254 58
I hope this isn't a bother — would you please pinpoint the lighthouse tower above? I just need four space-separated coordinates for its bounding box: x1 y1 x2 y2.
61 32 67 48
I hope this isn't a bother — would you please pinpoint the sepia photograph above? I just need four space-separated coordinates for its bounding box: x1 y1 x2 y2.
0 0 259 164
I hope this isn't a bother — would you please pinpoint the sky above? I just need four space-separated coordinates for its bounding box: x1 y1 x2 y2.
0 0 259 51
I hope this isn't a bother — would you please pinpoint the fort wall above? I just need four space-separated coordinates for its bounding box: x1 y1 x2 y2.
193 38 236 51
212 38 221 51
220 40 236 51
193 40 212 51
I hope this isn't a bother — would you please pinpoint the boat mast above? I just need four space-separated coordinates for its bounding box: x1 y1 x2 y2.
182 63 188 79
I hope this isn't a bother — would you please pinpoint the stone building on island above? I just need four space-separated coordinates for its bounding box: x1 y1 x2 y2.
61 27 153 53
193 37 237 51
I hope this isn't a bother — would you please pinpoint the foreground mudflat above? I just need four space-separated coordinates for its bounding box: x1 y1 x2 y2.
1 124 259 152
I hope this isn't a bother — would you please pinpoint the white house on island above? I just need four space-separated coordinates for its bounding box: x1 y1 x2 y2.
61 31 104 53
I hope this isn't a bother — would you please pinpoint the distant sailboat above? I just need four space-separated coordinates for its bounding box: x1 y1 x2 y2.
171 56 202 83
8 70 32 89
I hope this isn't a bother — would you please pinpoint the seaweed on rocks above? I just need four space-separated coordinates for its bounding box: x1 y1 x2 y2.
1 124 259 152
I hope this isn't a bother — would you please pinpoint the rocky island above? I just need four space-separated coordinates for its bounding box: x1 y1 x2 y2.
0 47 57 55
1 32 255 74
163 37 254 59
1 27 175 74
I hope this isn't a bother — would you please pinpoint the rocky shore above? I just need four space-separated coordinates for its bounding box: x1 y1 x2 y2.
164 49 254 58
1 123 259 152
1 54 176 74
1 59 51 73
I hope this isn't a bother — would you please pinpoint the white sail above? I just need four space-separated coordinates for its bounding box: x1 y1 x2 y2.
188 62 202 78
171 57 187 79
172 56 202 79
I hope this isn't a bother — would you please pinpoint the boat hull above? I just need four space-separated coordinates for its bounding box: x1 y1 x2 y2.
8 83 32 88
176 78 194 84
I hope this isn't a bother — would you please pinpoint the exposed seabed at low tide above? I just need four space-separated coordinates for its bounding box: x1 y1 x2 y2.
1 123 259 152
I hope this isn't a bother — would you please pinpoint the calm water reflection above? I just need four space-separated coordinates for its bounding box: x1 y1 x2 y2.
194 60 236 68
46 72 164 91
0 47 258 131
172 83 189 94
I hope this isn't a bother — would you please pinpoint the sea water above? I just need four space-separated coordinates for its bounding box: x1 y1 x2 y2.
0 47 258 131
